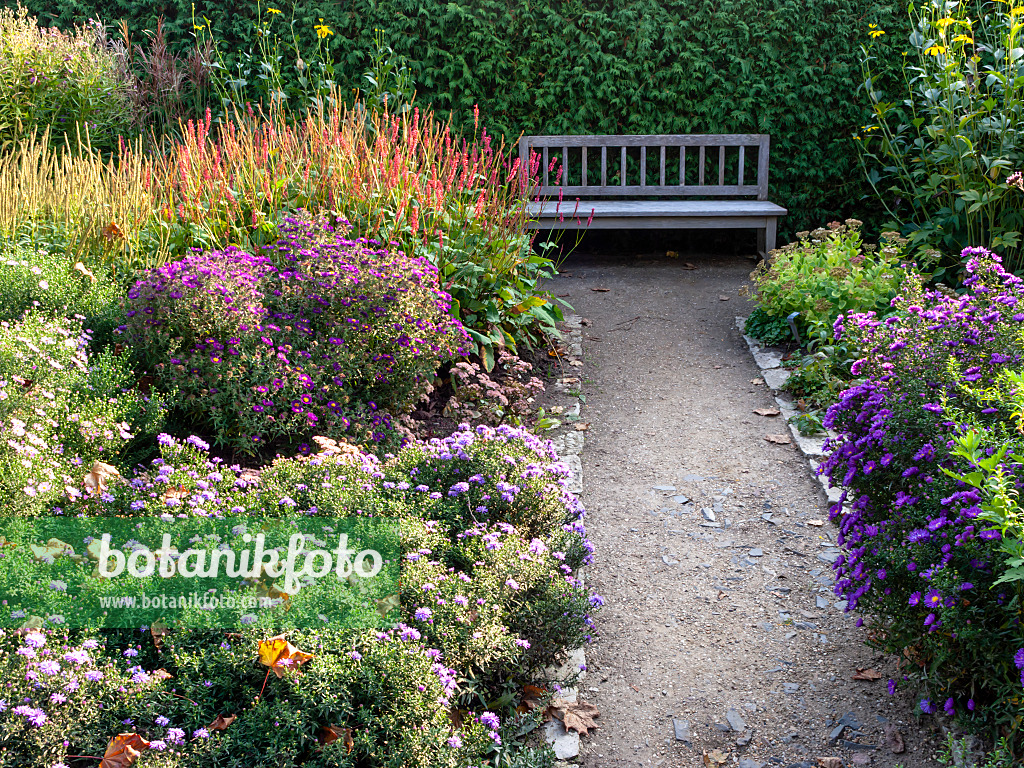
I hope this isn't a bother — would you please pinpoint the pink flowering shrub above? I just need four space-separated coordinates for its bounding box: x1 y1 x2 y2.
123 216 468 454
822 247 1024 734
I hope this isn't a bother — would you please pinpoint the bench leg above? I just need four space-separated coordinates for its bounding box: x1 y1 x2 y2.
765 218 777 255
757 228 766 259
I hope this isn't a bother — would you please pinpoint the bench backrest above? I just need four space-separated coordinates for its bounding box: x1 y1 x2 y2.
519 134 770 201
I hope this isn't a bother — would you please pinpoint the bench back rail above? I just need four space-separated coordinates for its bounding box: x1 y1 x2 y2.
519 134 770 200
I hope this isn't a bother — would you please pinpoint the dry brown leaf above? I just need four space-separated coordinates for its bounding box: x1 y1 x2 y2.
817 758 842 768
590 287 610 292
83 461 122 496
375 594 400 619
101 222 125 240
319 725 354 752
718 295 731 301
548 346 566 358
568 359 584 367
547 698 600 736
884 723 906 754
150 619 170 649
754 407 781 417
574 423 590 431
682 262 698 270
765 434 792 445
717 590 728 600
209 714 236 731
703 749 730 767
517 684 546 714
74 261 97 283
99 733 150 768
807 519 824 527
257 634 314 678
751 378 764 385
852 667 882 681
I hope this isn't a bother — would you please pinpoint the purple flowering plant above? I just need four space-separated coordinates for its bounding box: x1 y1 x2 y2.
821 246 1024 736
124 214 468 454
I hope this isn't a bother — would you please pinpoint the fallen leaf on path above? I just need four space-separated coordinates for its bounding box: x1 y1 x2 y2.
258 634 314 678
591 287 610 292
717 590 728 600
568 359 584 367
852 667 882 681
713 365 722 369
751 378 764 385
99 734 150 768
703 749 729 767
754 407 781 417
630 684 641 693
807 519 824 527
580 317 591 326
765 434 792 444
557 293 570 297
547 698 600 736
682 262 698 270
548 347 566 358
574 423 590 431
718 295 731 301
816 758 842 768
209 714 236 731
884 723 906 754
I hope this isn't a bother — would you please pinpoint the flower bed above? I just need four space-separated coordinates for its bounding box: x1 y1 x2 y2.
0 426 597 766
821 247 1024 738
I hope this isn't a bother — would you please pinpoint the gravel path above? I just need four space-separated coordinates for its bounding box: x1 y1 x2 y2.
553 251 941 768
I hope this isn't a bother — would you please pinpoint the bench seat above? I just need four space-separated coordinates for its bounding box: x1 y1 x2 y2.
519 134 786 255
526 199 788 230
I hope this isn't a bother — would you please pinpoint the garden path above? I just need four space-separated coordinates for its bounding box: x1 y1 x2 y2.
554 250 938 768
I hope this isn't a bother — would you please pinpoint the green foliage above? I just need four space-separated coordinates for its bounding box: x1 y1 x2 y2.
743 305 791 346
859 0 1024 273
750 220 909 337
0 5 135 154
18 0 915 237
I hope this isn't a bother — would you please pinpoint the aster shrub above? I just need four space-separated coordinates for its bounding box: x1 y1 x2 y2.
2 427 596 765
0 313 162 515
123 216 467 454
821 246 1024 736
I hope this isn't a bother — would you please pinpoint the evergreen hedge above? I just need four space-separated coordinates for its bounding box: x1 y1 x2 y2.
16 0 911 237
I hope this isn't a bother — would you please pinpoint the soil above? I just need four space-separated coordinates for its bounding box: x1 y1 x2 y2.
552 249 946 768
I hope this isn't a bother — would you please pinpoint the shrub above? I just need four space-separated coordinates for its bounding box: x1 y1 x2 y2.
859 0 1024 273
123 216 468 454
0 312 162 515
749 220 908 341
821 247 1024 739
0 6 135 154
444 351 545 426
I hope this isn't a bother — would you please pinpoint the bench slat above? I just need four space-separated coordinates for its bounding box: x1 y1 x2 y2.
698 146 705 186
718 146 725 186
640 146 646 188
527 199 787 217
738 146 745 186
679 146 685 186
601 146 607 186
660 146 666 186
582 147 587 188
562 144 568 185
523 134 767 147
533 184 762 196
620 146 626 187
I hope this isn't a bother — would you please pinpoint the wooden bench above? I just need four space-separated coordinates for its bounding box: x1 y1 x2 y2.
519 134 787 256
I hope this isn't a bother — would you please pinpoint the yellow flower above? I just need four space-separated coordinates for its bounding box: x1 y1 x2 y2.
951 34 973 44
267 6 282 13
936 17 956 28
925 44 946 56
314 18 334 38
868 23 885 39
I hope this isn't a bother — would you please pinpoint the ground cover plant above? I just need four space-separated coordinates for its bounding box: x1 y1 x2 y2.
820 247 1024 747
0 426 597 767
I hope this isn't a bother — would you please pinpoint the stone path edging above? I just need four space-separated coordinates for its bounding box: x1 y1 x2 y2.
734 317 843 506
541 313 588 761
